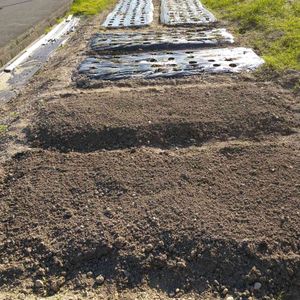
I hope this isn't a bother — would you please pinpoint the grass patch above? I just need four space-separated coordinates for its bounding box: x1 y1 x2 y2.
0 125 8 134
70 0 113 16
45 0 114 32
202 0 300 71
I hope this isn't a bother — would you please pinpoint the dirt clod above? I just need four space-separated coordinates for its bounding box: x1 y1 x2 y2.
34 280 44 289
95 275 105 285
254 282 262 290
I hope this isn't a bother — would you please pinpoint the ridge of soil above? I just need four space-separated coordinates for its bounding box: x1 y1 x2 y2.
28 82 297 152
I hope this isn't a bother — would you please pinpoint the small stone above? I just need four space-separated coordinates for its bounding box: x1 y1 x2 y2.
176 259 186 268
63 211 72 219
36 268 46 276
122 269 131 278
86 271 93 278
247 266 262 281
180 173 190 181
158 240 164 247
95 275 105 285
114 236 126 249
175 288 180 293
35 279 44 288
82 290 88 297
214 279 220 286
153 253 167 267
74 278 82 288
145 243 154 252
25 247 32 255
53 256 63 268
103 207 113 218
50 277 65 292
226 296 234 300
190 249 197 258
223 288 229 295
254 282 262 290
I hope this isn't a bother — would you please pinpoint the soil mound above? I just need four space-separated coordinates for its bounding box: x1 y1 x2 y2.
28 82 297 152
0 143 299 298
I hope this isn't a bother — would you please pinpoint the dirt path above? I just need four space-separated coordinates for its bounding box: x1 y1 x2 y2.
0 1 299 300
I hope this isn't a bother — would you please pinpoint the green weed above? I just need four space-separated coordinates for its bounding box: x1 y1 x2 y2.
202 0 300 70
9 111 19 118
0 125 8 134
70 0 113 16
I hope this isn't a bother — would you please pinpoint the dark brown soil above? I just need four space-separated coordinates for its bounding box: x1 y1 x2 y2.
0 3 300 300
29 82 297 152
0 141 299 299
1 71 299 300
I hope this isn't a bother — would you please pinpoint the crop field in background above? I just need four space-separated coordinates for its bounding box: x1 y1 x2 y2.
202 0 300 71
70 0 113 15
70 0 299 71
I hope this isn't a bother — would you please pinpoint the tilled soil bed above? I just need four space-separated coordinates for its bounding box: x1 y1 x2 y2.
0 72 299 299
28 81 297 152
0 140 299 299
0 5 299 299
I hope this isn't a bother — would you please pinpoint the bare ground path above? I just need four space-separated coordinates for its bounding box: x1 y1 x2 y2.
0 2 299 300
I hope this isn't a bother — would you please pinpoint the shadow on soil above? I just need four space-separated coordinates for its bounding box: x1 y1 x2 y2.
27 112 295 152
0 234 299 299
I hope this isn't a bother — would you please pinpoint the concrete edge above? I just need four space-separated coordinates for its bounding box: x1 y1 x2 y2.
0 0 73 68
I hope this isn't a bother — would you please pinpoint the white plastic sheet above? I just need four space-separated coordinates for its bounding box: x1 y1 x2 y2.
91 28 234 52
78 47 264 81
102 0 154 28
161 0 216 25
